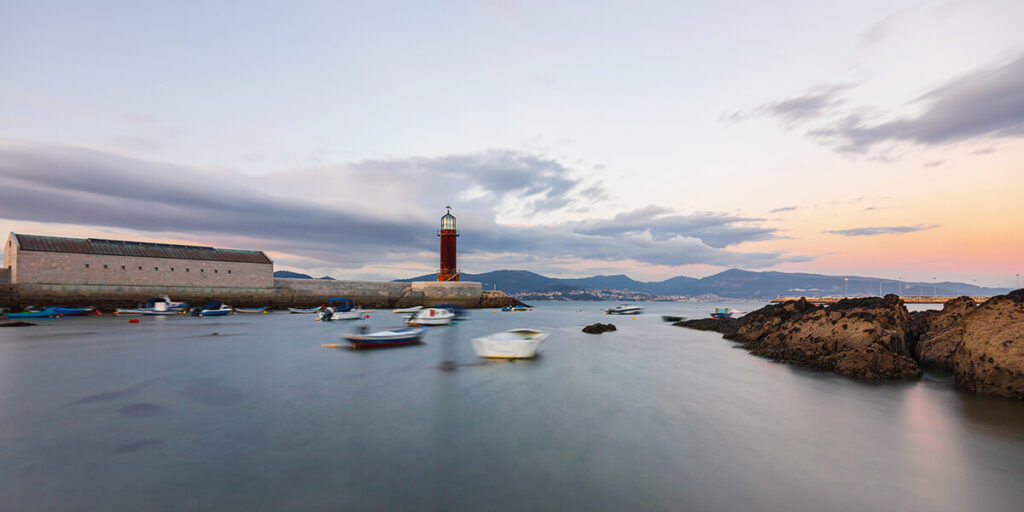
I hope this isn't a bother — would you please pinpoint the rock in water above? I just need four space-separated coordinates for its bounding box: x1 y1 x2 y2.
582 323 616 334
0 321 36 327
911 296 977 370
673 317 740 336
728 295 921 379
951 290 1024 399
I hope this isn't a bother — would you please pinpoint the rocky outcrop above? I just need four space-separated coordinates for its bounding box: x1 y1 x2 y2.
673 291 1024 398
726 295 920 379
582 323 617 334
911 296 977 370
950 290 1024 399
478 290 528 309
673 317 740 337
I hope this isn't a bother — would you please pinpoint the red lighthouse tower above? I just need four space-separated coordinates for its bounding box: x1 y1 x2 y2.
437 206 460 281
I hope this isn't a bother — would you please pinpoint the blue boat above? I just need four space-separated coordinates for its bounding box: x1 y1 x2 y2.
192 301 233 316
501 305 529 312
5 307 59 318
5 307 92 318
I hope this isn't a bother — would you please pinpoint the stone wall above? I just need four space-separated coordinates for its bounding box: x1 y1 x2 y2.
0 268 9 285
12 250 273 288
2 279 484 309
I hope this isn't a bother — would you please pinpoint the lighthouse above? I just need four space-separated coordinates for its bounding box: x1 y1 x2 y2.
437 206 460 281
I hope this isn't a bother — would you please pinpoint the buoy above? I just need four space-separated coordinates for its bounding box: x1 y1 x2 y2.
321 343 343 348
129 319 139 323
633 317 638 320
365 314 370 318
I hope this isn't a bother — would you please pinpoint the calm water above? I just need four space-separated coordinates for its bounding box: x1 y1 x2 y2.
2 301 1023 511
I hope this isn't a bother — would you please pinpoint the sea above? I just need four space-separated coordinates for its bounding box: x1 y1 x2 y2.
1 301 1022 511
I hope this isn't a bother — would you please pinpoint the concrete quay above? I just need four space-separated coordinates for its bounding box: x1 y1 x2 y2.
0 278 483 310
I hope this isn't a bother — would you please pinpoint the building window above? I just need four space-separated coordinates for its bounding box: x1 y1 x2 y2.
103 264 108 269
84 264 90 268
138 266 142 270
154 267 159 271
200 269 204 273
214 269 218 274
121 265 126 270
186 268 190 272
170 268 174 272
228 270 232 274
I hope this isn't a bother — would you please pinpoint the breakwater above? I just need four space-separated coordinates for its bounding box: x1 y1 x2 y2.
0 278 484 309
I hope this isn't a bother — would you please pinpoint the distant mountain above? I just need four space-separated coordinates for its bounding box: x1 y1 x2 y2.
275 270 314 279
395 269 1012 299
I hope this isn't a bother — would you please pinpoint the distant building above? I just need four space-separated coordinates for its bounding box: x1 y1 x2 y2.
4 233 273 287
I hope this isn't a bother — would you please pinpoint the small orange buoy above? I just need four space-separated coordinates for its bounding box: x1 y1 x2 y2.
129 319 139 323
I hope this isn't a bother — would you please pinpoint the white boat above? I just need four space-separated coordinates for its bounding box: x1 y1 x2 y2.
288 307 320 314
114 308 147 315
605 305 644 315
143 301 181 315
471 329 548 359
393 306 423 314
405 307 455 326
318 306 364 321
234 307 268 314
333 326 426 349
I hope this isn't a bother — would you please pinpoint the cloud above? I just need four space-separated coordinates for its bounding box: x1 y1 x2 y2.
724 84 852 125
0 141 808 274
568 206 778 248
810 54 1024 152
769 206 797 214
922 160 944 167
824 224 939 237
861 8 913 46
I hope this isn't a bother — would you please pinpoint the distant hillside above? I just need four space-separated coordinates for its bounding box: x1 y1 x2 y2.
275 270 313 279
395 269 1012 299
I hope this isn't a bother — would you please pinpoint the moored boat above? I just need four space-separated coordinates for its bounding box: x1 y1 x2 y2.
336 326 426 349
471 328 548 359
606 305 643 315
318 298 364 321
392 306 423 314
501 305 529 312
405 307 454 326
710 307 746 318
234 307 268 314
288 307 320 314
192 302 233 316
5 307 59 318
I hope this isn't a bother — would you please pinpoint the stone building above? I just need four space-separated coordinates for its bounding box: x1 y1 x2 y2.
4 233 273 287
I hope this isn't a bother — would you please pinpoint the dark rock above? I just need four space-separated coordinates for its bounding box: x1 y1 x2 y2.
911 296 976 370
0 321 36 327
727 295 922 379
950 290 1024 399
674 318 740 337
583 323 617 334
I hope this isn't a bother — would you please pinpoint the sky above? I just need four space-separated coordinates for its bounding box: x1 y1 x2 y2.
1 0 1022 287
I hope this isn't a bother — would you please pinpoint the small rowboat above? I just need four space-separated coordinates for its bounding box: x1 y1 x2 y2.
234 307 268 314
393 306 423 313
334 326 426 349
405 307 454 326
471 329 548 359
192 302 233 317
6 308 59 318
288 307 320 314
606 305 643 315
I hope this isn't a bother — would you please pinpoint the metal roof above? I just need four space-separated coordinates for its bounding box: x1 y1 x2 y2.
14 234 272 264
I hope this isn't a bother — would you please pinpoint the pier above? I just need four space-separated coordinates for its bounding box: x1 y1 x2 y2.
770 295 991 305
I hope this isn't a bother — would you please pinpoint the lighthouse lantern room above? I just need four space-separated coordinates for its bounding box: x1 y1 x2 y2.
437 206 460 281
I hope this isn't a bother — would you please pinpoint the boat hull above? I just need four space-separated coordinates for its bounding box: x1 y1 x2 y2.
197 310 232 317
341 327 425 348
288 308 319 314
471 329 547 359
235 308 268 314
6 308 58 318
